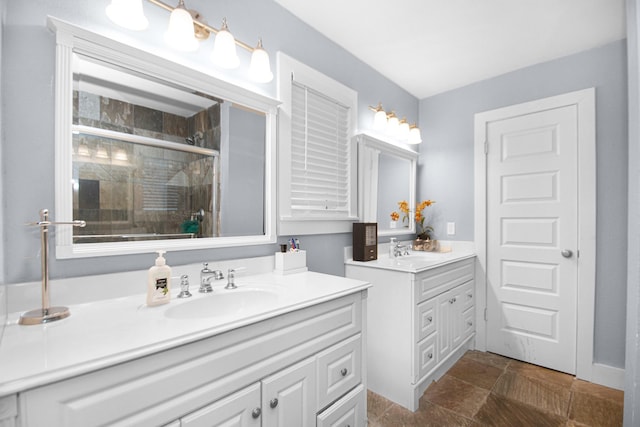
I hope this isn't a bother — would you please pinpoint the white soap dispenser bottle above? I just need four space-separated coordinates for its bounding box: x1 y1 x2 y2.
147 250 172 306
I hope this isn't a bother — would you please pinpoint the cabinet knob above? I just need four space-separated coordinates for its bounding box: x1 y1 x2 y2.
428 353 433 359
467 321 473 326
427 316 433 322
449 297 457 304
270 398 279 409
467 294 473 299
252 408 261 418
341 368 348 376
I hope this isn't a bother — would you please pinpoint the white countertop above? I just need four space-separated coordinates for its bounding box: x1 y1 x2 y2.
0 271 370 397
345 246 476 273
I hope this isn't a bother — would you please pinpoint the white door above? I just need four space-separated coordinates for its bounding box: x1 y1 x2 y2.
485 103 579 374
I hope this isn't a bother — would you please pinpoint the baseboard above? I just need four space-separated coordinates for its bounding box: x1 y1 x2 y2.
590 362 624 390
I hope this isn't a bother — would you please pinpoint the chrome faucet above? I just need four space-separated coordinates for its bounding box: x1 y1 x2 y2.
200 263 223 293
177 275 192 298
393 241 410 257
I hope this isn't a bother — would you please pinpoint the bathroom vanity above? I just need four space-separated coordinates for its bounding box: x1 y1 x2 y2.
345 246 476 411
0 265 369 426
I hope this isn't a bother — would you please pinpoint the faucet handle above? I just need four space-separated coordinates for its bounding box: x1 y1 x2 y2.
201 262 212 273
177 274 192 298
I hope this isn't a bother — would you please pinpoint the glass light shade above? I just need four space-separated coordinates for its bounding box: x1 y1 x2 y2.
96 145 109 159
399 119 410 140
387 113 400 136
249 43 273 83
77 143 90 157
164 6 199 52
114 148 129 161
373 109 387 131
212 25 240 69
408 126 422 144
106 0 149 31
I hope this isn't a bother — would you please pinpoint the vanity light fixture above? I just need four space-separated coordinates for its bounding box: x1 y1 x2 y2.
106 0 149 31
106 0 274 83
96 145 110 159
77 142 90 157
368 103 422 144
408 123 423 145
164 0 199 52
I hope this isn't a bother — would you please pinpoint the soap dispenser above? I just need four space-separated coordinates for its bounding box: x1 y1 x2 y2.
147 250 172 306
389 237 397 258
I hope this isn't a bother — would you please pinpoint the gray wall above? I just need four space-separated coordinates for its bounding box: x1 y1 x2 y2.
418 40 629 369
0 0 418 284
625 0 640 422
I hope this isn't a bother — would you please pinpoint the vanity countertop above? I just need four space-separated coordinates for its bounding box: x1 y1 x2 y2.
345 247 476 273
0 271 370 397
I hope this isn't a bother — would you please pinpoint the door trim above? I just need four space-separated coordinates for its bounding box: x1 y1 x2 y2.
473 88 596 381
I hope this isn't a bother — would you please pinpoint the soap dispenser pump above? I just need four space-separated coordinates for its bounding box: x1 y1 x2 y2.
147 250 172 306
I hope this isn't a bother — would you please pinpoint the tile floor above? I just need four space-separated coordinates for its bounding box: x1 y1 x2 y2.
367 350 624 427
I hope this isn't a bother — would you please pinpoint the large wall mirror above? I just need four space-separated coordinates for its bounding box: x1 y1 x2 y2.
50 18 277 258
357 133 418 236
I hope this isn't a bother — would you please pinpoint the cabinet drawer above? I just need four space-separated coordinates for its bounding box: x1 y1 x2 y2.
416 298 437 342
316 334 362 410
316 384 365 427
462 306 475 340
415 333 438 382
460 280 474 311
414 258 474 304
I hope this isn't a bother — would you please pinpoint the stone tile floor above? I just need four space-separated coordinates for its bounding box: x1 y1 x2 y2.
368 350 624 427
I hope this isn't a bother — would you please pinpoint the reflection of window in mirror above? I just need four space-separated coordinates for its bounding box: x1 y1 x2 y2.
72 53 222 243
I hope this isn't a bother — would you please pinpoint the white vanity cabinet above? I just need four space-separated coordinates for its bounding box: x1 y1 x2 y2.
16 292 367 427
345 256 475 411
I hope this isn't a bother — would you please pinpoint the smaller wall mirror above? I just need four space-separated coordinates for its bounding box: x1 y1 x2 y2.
357 133 418 236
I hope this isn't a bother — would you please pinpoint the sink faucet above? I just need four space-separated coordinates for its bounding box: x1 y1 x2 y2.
225 267 246 290
200 263 223 293
393 241 410 258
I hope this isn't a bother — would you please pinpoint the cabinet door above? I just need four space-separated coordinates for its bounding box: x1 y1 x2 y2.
262 357 317 427
436 290 453 360
181 383 261 427
317 384 365 427
450 285 466 349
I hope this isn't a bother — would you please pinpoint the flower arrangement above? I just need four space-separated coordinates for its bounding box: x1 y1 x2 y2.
390 199 436 239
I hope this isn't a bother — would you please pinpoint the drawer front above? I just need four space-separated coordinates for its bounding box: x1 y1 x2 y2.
316 384 365 427
415 333 438 382
460 280 475 311
414 258 474 304
462 306 475 340
416 298 437 342
316 334 362 410
181 383 260 427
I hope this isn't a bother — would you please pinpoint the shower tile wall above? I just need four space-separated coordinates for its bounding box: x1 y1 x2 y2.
72 91 219 240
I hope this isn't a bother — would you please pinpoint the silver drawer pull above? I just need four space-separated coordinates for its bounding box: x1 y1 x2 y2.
449 297 457 304
467 321 473 326
428 353 433 359
427 316 433 322
252 408 261 418
341 368 348 376
270 398 278 409
467 294 473 298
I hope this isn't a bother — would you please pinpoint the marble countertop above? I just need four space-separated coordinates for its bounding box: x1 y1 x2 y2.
345 247 476 273
0 271 370 397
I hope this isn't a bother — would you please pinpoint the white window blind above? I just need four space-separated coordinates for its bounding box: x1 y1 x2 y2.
290 81 351 218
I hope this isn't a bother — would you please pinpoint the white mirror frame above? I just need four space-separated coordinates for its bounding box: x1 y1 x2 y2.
357 132 418 237
48 17 278 258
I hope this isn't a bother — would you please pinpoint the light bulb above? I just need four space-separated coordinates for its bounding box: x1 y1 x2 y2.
387 112 400 136
371 103 387 131
408 124 422 144
212 18 239 69
164 2 199 52
399 118 410 140
249 39 273 83
106 0 149 31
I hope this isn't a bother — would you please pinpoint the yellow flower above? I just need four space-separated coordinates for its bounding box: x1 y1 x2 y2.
390 211 400 221
398 200 409 214
415 211 423 222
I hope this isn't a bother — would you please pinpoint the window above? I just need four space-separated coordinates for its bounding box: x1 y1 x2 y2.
277 53 358 235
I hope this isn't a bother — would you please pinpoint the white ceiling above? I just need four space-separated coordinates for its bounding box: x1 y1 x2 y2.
274 0 627 99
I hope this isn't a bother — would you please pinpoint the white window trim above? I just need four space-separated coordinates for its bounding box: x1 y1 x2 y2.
277 53 358 235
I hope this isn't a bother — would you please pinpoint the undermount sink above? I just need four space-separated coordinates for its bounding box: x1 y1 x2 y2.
165 288 280 320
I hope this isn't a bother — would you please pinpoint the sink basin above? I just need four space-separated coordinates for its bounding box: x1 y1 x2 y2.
165 288 280 320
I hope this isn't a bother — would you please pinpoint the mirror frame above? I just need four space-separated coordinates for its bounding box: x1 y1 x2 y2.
357 132 418 237
49 17 278 258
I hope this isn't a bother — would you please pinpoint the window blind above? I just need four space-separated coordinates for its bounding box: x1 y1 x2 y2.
290 81 351 218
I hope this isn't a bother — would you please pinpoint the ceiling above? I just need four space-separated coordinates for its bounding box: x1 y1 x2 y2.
274 0 627 99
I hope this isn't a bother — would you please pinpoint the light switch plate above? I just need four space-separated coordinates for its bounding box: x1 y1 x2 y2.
447 222 456 235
